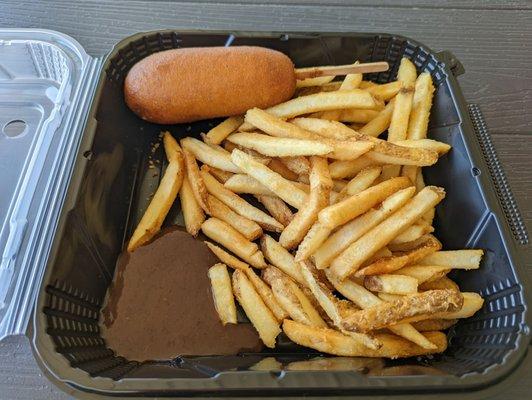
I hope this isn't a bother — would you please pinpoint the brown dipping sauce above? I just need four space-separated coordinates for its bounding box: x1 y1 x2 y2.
101 227 262 361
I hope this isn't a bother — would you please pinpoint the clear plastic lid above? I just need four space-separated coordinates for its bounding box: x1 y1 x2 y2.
0 29 100 339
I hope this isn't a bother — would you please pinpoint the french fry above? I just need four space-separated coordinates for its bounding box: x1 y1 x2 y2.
359 99 395 137
364 80 402 101
330 186 445 279
201 169 283 231
207 166 233 183
407 73 435 140
341 289 463 333
296 75 335 88
265 90 376 119
359 81 377 89
299 261 380 349
262 267 327 328
205 241 248 271
182 147 210 213
419 276 460 292
338 166 382 199
181 137 240 173
290 117 357 140
268 158 300 180
250 357 282 371
283 320 447 358
223 140 272 164
228 132 333 157
224 174 275 196
395 265 451 284
281 156 310 175
280 157 332 249
377 292 403 303
294 221 333 262
208 263 237 325
388 58 416 142
128 133 185 251
387 234 433 252
232 270 280 348
231 149 308 208
244 267 288 321
255 195 294 227
204 116 243 145
339 62 363 90
261 235 306 286
356 235 441 276
201 218 265 268
434 292 483 319
179 174 205 236
395 139 451 155
339 109 380 123
328 155 380 179
389 222 434 245
206 195 262 241
326 271 437 349
364 274 419 295
412 318 457 332
366 141 439 167
245 107 316 139
418 250 484 269
312 187 415 269
319 177 411 229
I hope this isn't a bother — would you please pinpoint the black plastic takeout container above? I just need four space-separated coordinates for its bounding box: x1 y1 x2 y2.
22 30 530 397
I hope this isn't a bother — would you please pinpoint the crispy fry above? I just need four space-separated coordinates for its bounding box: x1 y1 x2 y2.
395 265 451 284
419 276 460 292
179 174 205 236
313 187 416 269
207 166 233 183
412 318 457 332
268 158 300 181
201 218 265 268
389 222 434 245
407 73 435 140
208 263 237 325
328 155 380 179
283 320 446 358
376 292 403 303
231 149 308 208
224 174 274 196
339 109 380 123
281 156 310 175
330 186 445 279
395 139 451 155
364 80 402 101
296 75 335 88
300 261 380 349
294 221 332 262
128 134 185 251
232 270 280 348
261 235 306 286
255 195 294 227
418 250 484 269
296 81 342 97
326 271 437 349
434 292 483 319
263 267 327 328
388 58 416 143
364 274 419 295
387 234 433 252
280 157 332 249
265 90 376 119
366 141 439 167
359 99 395 137
205 241 248 271
341 289 463 333
207 195 262 241
244 267 288 321
204 116 243 145
337 166 382 200
245 107 316 139
290 118 357 140
319 177 411 229
228 132 333 157
356 235 441 276
181 136 240 173
223 140 272 164
182 147 210 213
201 169 283 231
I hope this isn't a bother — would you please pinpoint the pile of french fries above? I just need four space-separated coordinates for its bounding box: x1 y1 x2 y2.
128 58 484 359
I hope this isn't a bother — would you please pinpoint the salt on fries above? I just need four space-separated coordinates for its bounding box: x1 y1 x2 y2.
129 58 484 359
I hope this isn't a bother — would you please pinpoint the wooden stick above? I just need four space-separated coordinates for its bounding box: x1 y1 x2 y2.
295 62 389 80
